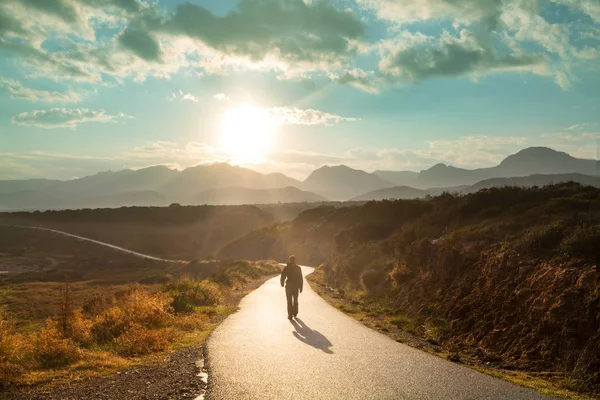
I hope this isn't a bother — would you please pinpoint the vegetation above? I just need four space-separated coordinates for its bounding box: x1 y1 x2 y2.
222 183 600 396
0 258 280 388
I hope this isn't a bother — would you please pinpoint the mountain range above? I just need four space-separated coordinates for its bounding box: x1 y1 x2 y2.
0 147 597 210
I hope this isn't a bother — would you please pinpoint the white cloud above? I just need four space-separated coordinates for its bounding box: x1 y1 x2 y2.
0 77 82 102
214 93 229 101
268 107 358 126
11 108 133 129
168 90 200 102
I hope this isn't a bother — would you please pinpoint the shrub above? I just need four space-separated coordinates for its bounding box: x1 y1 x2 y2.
0 314 31 386
34 319 81 368
389 262 412 287
113 324 173 357
165 278 221 313
560 224 600 259
68 309 93 346
361 269 388 293
173 313 210 332
212 260 259 287
92 288 173 343
519 221 566 252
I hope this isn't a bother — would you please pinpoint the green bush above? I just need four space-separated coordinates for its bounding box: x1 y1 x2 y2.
165 278 221 313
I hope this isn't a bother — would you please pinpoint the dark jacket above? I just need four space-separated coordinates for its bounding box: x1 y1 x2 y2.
280 262 303 292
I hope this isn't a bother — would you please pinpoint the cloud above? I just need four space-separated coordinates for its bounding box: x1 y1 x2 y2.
168 90 199 102
214 93 229 101
0 77 82 102
379 30 548 84
331 68 380 93
268 107 358 126
11 108 133 129
118 27 162 62
0 0 367 84
162 0 365 69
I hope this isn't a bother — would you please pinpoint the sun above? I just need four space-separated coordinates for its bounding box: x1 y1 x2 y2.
218 104 276 163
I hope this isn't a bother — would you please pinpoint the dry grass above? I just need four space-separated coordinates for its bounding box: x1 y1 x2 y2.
1 259 281 389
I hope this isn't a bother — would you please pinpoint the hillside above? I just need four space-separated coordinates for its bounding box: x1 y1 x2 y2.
194 186 327 205
0 205 277 260
303 165 393 200
219 183 600 394
465 173 600 193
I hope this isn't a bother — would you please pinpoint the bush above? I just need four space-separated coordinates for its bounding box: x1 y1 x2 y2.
560 224 600 258
35 319 81 368
361 269 388 293
212 260 259 287
92 288 173 343
0 314 31 386
68 309 94 346
113 324 173 357
165 278 221 313
519 221 566 252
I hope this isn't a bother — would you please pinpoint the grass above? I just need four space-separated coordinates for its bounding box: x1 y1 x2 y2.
0 260 281 389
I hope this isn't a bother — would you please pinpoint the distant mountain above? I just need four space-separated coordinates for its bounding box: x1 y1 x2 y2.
0 179 60 194
465 173 600 193
412 147 597 189
162 163 302 199
303 165 393 200
0 163 303 210
372 170 419 187
193 186 328 205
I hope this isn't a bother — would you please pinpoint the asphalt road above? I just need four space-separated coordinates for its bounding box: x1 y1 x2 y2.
206 267 553 400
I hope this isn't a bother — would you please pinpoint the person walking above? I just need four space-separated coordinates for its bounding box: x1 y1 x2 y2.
280 255 303 320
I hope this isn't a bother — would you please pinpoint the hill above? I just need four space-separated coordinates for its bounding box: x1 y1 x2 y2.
219 183 600 394
465 173 600 193
194 186 327 205
372 170 419 187
303 165 393 200
0 205 277 260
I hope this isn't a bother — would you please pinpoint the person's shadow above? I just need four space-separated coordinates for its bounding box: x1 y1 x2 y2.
290 318 333 354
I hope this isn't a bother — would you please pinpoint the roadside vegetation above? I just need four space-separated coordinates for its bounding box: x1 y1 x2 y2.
221 183 600 398
0 259 280 388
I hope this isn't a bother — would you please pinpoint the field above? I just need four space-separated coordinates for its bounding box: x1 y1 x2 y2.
0 225 280 389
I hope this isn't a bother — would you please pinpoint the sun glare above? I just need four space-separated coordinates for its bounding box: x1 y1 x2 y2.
219 104 276 163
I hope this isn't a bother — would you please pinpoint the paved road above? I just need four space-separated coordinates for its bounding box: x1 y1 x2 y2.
206 267 553 400
2 225 179 263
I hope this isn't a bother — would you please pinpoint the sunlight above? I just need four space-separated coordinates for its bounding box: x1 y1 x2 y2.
218 104 276 163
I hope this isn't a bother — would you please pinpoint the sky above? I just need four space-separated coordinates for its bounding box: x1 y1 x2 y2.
0 0 599 180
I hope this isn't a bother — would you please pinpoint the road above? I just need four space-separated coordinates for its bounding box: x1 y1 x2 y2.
206 266 553 400
2 225 179 263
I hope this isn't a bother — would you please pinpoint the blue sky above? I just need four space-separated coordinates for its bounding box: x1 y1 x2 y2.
0 0 598 180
